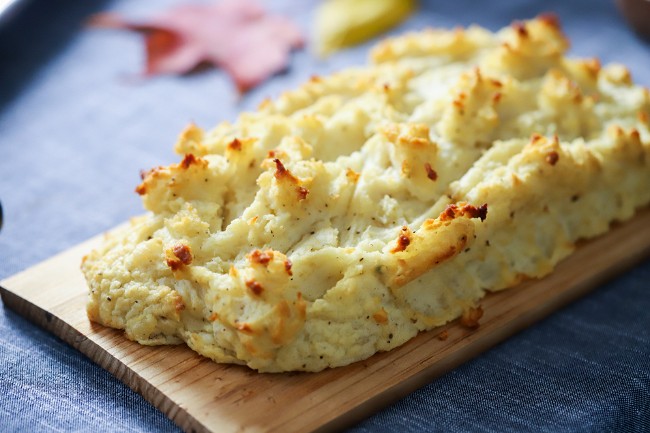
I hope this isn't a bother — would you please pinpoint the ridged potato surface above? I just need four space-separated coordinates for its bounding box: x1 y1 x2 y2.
82 16 650 372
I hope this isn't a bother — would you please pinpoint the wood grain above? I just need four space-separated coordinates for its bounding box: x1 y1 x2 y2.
2 208 650 433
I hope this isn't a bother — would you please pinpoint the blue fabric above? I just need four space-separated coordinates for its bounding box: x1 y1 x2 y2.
1 0 649 431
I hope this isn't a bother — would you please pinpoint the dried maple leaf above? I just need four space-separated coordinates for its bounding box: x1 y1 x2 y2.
89 0 304 92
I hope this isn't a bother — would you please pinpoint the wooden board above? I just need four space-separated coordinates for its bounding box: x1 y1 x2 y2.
2 208 650 433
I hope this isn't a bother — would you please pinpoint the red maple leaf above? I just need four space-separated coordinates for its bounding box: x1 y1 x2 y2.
89 0 304 92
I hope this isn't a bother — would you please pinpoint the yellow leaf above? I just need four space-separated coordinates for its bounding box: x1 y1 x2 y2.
314 0 417 56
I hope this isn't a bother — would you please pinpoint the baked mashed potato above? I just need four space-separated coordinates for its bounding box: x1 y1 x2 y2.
82 16 650 372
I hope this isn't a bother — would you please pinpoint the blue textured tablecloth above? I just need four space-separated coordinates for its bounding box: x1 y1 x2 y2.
1 0 649 431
